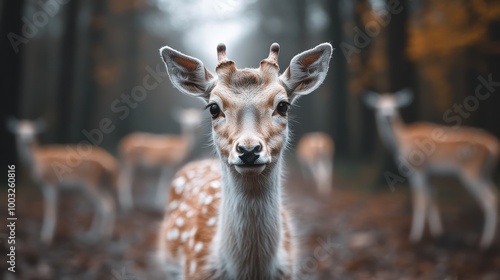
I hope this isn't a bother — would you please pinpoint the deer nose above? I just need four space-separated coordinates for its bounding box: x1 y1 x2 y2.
237 143 262 164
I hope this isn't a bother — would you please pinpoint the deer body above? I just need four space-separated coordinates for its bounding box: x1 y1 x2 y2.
120 133 190 166
118 109 201 211
296 132 334 195
9 119 117 244
365 91 499 248
157 42 332 279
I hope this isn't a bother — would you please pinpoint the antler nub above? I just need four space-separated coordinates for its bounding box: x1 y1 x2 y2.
216 43 236 73
268 42 280 63
260 42 280 72
217 43 227 63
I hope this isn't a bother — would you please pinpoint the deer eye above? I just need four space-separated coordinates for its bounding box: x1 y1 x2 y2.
209 104 221 118
276 102 290 116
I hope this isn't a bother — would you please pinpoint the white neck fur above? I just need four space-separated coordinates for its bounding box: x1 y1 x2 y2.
375 112 404 155
209 159 285 279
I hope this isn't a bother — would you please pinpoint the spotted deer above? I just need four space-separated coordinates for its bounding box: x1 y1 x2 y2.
296 132 335 196
7 118 117 245
118 109 202 211
364 90 499 248
156 42 332 279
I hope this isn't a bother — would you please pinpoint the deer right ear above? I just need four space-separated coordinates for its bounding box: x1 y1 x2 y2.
6 117 18 133
394 89 413 107
34 118 46 133
363 91 380 108
160 46 216 102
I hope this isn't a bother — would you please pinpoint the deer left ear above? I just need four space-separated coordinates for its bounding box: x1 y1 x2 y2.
6 116 18 133
363 91 380 109
33 118 45 133
394 88 413 107
280 43 333 103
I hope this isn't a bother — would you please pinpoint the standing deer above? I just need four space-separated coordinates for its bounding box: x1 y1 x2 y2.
156 42 332 279
118 109 202 211
364 90 499 248
296 132 335 196
7 118 117 245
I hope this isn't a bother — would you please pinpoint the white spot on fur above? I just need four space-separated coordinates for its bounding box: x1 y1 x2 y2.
186 210 194 218
207 217 217 226
204 195 213 205
175 217 185 227
179 202 188 211
169 200 179 210
189 238 194 248
167 228 179 241
189 260 197 275
181 231 189 242
198 192 206 204
194 242 203 253
173 176 186 194
187 170 196 179
202 207 208 214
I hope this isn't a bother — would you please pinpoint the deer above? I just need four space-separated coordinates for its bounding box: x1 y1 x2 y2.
296 132 335 196
156 42 332 279
364 90 499 248
7 118 117 245
118 109 202 211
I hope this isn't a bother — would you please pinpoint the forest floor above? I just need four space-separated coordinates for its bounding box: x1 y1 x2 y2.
1 160 499 280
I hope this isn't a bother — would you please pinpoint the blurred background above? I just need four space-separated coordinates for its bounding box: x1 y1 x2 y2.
1 0 500 279
2 0 500 169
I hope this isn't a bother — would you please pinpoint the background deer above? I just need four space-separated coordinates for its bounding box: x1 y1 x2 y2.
296 132 335 196
156 42 332 279
364 90 499 248
7 118 117 245
118 109 202 211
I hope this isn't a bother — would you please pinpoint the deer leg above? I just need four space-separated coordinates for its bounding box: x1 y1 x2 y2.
309 161 323 194
40 185 58 245
118 163 134 212
81 186 111 242
461 174 498 248
97 190 115 239
479 181 498 248
315 159 332 196
154 166 173 210
298 160 312 185
427 188 443 238
409 172 430 242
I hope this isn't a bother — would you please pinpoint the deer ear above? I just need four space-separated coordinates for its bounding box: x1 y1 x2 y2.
280 43 333 103
363 91 380 108
34 118 45 133
394 89 413 107
6 116 18 133
160 46 216 102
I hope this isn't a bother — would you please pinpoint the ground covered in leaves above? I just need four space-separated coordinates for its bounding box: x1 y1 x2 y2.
1 161 499 279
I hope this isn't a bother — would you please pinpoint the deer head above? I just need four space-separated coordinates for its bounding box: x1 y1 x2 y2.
160 43 332 176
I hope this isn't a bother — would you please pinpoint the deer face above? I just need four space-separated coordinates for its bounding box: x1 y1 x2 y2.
161 43 332 176
206 69 290 175
364 89 413 119
377 95 400 118
7 118 44 143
